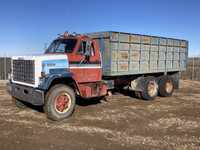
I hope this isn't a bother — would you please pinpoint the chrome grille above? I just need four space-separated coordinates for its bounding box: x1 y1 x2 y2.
12 60 35 84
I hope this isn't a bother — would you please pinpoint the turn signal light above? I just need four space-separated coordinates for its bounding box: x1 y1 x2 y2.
87 45 90 51
41 72 45 77
64 31 68 37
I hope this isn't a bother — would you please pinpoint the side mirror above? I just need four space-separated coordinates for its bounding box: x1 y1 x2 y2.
84 41 92 56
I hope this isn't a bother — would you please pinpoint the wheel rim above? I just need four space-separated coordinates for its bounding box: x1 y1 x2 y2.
148 81 157 96
166 80 173 93
54 93 71 114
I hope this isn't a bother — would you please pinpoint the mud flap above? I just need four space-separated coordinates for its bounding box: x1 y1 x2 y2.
131 75 144 92
171 72 179 89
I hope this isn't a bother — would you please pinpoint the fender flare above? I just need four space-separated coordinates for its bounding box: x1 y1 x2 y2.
39 73 74 90
39 73 84 96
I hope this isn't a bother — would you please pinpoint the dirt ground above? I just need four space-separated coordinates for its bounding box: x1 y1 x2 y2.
0 80 199 150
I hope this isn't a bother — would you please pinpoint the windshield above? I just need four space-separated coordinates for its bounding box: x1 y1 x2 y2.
45 39 77 54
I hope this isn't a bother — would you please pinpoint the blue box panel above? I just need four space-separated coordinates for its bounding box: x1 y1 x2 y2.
83 31 188 76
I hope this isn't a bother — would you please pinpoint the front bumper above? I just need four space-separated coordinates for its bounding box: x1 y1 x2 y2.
7 83 44 105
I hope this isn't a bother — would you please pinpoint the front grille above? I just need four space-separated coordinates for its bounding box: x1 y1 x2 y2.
12 60 35 84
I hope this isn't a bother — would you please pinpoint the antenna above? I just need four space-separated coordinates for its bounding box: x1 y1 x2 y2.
66 10 69 31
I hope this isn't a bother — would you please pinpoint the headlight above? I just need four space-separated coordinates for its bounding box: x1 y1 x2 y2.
39 77 45 87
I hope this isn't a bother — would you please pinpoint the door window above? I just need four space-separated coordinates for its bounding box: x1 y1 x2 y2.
77 41 95 56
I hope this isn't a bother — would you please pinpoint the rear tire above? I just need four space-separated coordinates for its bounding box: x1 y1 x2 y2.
12 97 28 109
159 75 174 97
141 76 158 100
43 84 76 121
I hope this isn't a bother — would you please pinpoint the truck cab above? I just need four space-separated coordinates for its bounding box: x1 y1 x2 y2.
45 35 102 83
7 32 107 121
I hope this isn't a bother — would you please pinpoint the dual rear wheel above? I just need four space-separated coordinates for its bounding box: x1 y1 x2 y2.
134 75 174 100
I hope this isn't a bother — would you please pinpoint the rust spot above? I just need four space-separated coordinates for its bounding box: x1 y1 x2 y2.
167 47 173 52
132 44 140 50
112 53 117 61
142 53 149 60
151 53 157 60
111 63 117 72
152 46 158 51
122 35 130 42
167 53 172 60
133 53 138 57
167 39 174 46
120 64 128 71
132 37 140 43
145 64 148 69
175 41 180 46
111 33 118 41
131 65 135 70
131 64 138 70
142 45 150 51
142 37 150 43
112 43 118 50
112 46 118 50
181 41 186 47
121 53 128 59
131 52 139 60
150 63 157 69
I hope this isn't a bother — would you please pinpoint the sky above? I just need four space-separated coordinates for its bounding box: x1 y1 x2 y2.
0 0 199 57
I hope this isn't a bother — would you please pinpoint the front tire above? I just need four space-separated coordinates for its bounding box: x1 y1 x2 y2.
141 76 158 100
12 97 28 109
43 84 76 121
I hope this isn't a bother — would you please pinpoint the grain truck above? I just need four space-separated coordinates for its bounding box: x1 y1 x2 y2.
7 31 188 121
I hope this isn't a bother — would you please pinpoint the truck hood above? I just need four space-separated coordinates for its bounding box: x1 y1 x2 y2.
11 54 69 88
12 54 68 61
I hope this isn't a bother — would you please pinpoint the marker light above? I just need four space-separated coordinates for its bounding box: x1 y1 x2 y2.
41 72 45 77
64 31 68 37
73 32 76 36
57 34 61 38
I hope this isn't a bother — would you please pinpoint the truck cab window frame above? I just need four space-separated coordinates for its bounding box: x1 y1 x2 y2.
77 41 95 56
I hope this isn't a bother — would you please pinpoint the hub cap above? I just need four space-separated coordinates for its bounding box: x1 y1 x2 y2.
166 80 173 93
54 93 71 114
148 81 157 96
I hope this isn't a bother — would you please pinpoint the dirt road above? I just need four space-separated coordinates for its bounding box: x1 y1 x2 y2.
0 80 199 150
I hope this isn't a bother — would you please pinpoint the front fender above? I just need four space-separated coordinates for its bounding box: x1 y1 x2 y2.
39 72 74 90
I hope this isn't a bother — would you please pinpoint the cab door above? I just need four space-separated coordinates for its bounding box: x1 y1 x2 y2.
69 40 102 83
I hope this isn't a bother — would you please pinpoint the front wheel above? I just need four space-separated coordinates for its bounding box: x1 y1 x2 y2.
43 84 76 121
